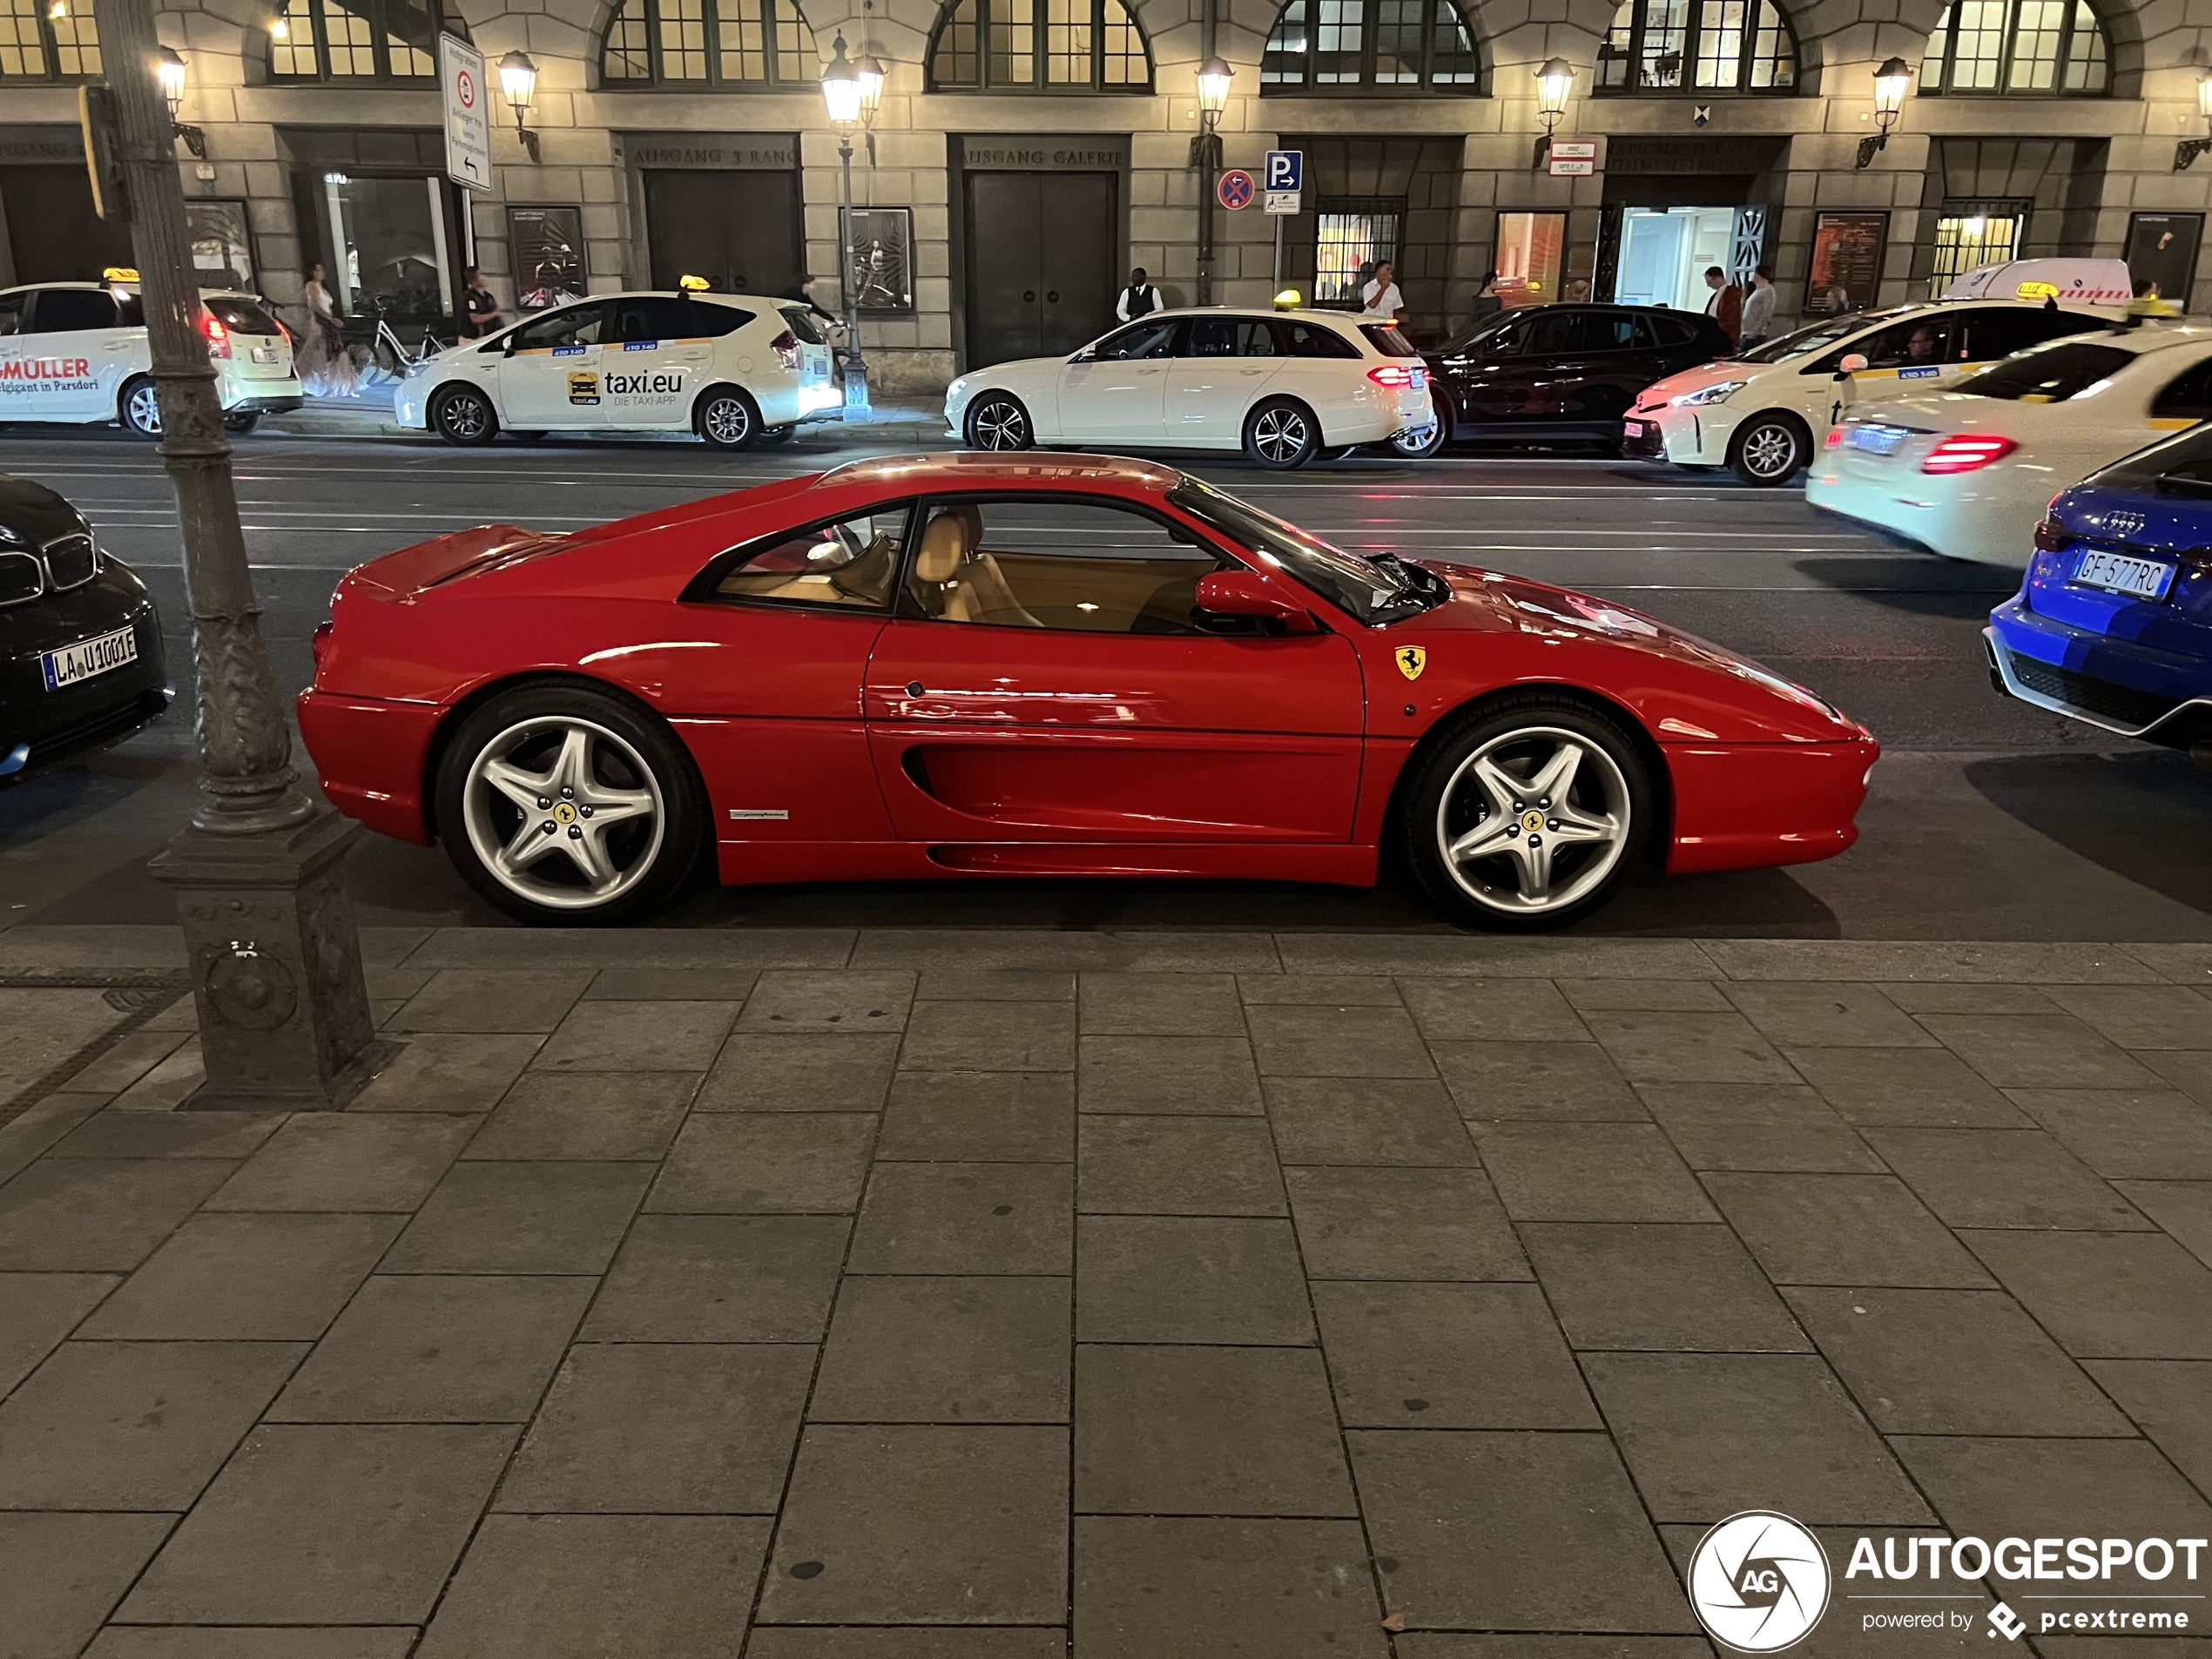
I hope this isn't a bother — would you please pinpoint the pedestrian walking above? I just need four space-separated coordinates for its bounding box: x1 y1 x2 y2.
1116 267 1163 323
1469 271 1502 326
1738 264 1776 349
785 273 840 328
1361 259 1405 323
458 266 503 341
296 261 358 399
1703 265 1743 347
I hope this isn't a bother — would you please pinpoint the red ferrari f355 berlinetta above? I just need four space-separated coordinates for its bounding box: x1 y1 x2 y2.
300 455 1878 929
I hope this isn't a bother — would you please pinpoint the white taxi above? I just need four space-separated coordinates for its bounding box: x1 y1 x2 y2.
941 307 1434 470
1624 259 2132 486
0 273 303 437
1808 325 2212 567
397 289 839 448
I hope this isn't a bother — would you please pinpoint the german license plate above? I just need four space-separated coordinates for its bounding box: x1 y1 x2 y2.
251 346 278 364
1848 425 1907 455
41 625 138 691
2073 549 2175 601
1623 420 1647 437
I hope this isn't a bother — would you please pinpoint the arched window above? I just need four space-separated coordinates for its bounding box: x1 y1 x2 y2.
927 0 1150 91
1 0 101 81
1595 0 1797 93
1920 0 2107 93
268 0 454 80
1259 0 1480 92
601 0 819 87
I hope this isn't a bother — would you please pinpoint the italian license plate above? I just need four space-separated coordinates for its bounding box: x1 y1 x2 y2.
1848 425 1907 455
2074 549 2176 601
41 625 138 691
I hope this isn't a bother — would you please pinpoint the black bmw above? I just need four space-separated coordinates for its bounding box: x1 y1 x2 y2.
1 475 170 779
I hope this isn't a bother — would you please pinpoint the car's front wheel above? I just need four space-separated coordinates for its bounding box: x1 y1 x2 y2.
119 376 162 438
695 385 762 450
1400 695 1652 932
435 684 706 927
1244 397 1320 469
965 392 1033 450
431 384 499 446
1729 412 1809 487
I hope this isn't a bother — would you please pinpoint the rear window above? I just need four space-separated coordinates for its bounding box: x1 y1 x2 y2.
1359 323 1419 358
779 306 826 347
205 297 280 338
1961 342 2134 403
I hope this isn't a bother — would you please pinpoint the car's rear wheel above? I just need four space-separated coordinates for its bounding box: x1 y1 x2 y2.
435 684 706 927
431 384 498 446
695 385 762 450
761 424 796 445
965 392 1033 450
119 376 162 438
1400 695 1651 932
1389 404 1450 459
1729 412 1809 487
1244 397 1320 469
508 428 548 444
222 411 263 436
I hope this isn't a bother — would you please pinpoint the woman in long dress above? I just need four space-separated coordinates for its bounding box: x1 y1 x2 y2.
296 262 358 398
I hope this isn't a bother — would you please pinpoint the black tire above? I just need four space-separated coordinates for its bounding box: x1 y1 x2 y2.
1243 397 1321 469
434 682 707 927
760 424 796 446
431 383 499 446
1728 411 1810 487
1389 402 1450 459
508 428 548 444
964 391 1034 451
118 375 162 438
222 410 262 436
1399 694 1654 933
695 385 762 450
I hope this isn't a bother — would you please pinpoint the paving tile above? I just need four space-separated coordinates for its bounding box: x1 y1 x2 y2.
1703 1173 1994 1288
1078 1035 1262 1114
746 1635 1067 1659
1892 1436 2212 1595
847 1162 1070 1274
1874 981 2059 1014
853 929 1277 974
2082 1359 2212 1495
1284 1165 1529 1281
582 1214 848 1342
1784 1046 2031 1127
1278 935 1715 979
268 1275 592 1423
0 1512 176 1659
347 1033 545 1113
583 965 758 1001
0 988 132 1102
2041 983 2212 1049
1469 1123 1715 1222
1313 1280 1597 1428
389 969 592 1034
1785 1286 2131 1436
0 1158 233 1271
53 1029 192 1096
416 1513 765 1659
1244 1004 1434 1078
204 1113 476 1212
1264 1077 1474 1166
0 1339 303 1510
1917 1013 2161 1089
900 1001 1077 1071
1859 1127 2148 1230
1520 1224 1810 1352
2006 1088 2212 1181
46 1109 279 1161
382 1161 652 1273
811 1276 1069 1423
1581 1352 1931 1524
738 971 916 1035
1078 1116 1285 1215
1645 1082 1883 1173
118 1422 516 1624
876 1071 1074 1163
410 927 848 972
108 1039 205 1110
1078 972 1244 1035
1704 941 2161 985
695 1034 900 1111
1395 1642 1714 1659
462 1070 697 1160
75 1212 400 1341
496 1343 813 1513
0 1272 115 1393
758 1424 1068 1623
1075 1344 1353 1516
648 1114 876 1213
1347 1430 1696 1631
915 968 1076 1001
2142 1049 2212 1109
530 1000 738 1071
1396 978 1588 1042
2113 1180 2212 1267
1559 978 1733 1012
1237 973 1402 1006
0 1094 109 1186
1077 1216 1312 1345
1581 1010 1797 1084
1720 982 1936 1048
2128 942 2212 987
1961 1230 2212 1358
1074 1515 1387 1659
1430 1040 1646 1121
82 1630 418 1659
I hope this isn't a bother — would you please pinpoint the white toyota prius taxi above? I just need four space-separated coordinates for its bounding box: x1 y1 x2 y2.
397 288 839 448
0 273 303 436
942 306 1434 469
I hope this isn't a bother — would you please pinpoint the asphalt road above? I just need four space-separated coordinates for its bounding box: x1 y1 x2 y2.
3 421 2207 940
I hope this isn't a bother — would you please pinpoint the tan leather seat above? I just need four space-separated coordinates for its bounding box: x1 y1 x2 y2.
911 506 1042 627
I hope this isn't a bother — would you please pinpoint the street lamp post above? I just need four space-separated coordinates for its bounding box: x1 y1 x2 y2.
1857 57 1912 168
2176 68 2212 171
103 0 375 1109
1192 55 1231 304
821 34 870 419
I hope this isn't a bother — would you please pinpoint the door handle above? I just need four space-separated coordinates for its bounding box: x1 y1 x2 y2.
1022 290 1036 302
1045 291 1060 303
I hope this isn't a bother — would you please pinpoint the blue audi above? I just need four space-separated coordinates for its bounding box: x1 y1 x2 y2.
1986 423 2212 768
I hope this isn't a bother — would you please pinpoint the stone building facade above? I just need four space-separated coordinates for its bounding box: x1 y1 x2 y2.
4 0 2212 392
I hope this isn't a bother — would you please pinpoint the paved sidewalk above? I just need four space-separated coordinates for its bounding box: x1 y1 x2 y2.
3 929 2210 1658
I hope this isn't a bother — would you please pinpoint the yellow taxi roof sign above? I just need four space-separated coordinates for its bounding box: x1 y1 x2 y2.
2015 280 2059 300
102 266 139 283
1941 257 2132 307
1272 287 1302 310
678 274 709 292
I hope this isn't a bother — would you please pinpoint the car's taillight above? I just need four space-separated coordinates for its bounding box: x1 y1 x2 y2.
199 314 231 359
311 620 333 673
770 328 799 370
1824 426 1844 448
1919 434 2016 475
1367 363 1420 389
2033 516 2071 552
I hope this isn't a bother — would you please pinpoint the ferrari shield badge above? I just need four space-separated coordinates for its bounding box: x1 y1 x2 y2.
1395 645 1427 681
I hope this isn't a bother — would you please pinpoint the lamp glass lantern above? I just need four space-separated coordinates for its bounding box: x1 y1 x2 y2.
1535 56 1574 123
1197 54 1232 121
821 35 864 126
155 45 188 118
2196 65 2212 123
1872 56 1912 124
855 51 886 122
499 51 538 115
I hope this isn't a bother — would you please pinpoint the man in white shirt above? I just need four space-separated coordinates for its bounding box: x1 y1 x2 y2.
1115 268 1164 323
1739 264 1777 349
1360 260 1405 323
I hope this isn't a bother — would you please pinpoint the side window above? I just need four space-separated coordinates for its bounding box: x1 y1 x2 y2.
27 290 119 334
1090 319 1180 361
2151 360 2212 422
687 301 753 339
779 306 827 347
1650 315 1701 348
1522 312 1583 355
1278 319 1361 360
1585 313 1640 352
710 503 912 611
508 302 610 352
1959 307 2099 363
1476 314 1536 358
907 499 1224 634
0 293 23 337
1184 318 1278 357
608 297 682 345
1858 316 1956 371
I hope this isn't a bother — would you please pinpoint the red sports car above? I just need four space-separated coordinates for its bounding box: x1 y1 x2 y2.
300 455 1878 929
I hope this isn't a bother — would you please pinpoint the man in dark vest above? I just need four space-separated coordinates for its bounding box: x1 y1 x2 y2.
1116 267 1163 323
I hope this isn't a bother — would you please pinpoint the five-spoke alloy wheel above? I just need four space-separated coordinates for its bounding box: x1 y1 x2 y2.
1244 398 1320 469
965 393 1033 451
119 376 162 438
1388 408 1449 459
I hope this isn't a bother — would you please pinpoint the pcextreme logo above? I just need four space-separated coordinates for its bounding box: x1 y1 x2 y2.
1688 1511 1831 1652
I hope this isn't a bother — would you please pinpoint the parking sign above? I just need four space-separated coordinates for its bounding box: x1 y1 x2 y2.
1264 150 1303 192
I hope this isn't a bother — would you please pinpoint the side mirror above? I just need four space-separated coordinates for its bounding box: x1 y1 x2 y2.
1836 352 1869 378
1196 569 1320 634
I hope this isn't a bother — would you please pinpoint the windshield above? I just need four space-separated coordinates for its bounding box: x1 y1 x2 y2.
1442 311 1520 354
1959 341 2134 402
1167 476 1445 625
1737 307 1918 366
